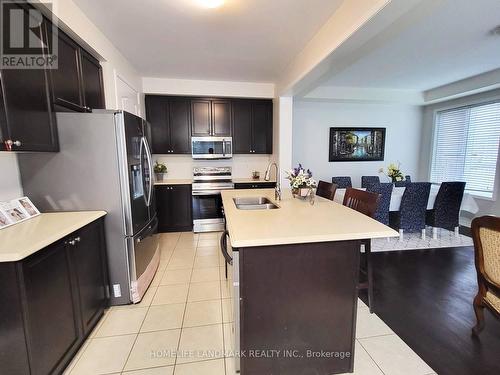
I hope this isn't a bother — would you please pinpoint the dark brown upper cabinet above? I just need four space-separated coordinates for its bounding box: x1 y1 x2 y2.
191 98 232 137
0 6 58 152
169 98 192 153
232 99 273 154
51 30 83 112
191 99 212 136
212 99 232 136
232 100 252 154
146 95 191 154
145 95 272 155
0 5 104 153
49 29 104 112
80 49 105 111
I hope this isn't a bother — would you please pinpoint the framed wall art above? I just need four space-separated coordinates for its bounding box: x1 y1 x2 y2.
329 127 386 162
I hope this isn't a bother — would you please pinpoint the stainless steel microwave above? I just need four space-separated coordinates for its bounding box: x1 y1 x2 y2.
192 137 232 159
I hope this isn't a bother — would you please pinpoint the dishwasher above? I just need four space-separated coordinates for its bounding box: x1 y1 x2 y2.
220 230 240 373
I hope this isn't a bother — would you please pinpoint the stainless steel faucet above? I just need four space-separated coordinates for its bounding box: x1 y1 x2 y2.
264 162 281 201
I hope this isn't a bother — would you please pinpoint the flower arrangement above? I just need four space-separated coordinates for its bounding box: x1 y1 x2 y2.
379 162 404 182
286 164 317 200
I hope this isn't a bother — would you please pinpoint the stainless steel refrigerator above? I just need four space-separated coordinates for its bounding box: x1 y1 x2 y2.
18 110 160 305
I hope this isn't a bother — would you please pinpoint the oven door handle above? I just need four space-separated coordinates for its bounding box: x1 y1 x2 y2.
192 190 230 196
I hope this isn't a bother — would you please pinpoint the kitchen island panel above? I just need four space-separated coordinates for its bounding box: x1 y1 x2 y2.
239 241 359 375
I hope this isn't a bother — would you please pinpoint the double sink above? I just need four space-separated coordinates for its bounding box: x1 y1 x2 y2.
233 197 279 210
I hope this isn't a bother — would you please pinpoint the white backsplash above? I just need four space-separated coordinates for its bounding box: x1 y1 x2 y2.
153 154 272 179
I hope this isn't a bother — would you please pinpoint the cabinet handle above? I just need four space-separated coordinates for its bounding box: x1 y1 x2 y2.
68 239 76 246
74 236 81 242
4 140 21 150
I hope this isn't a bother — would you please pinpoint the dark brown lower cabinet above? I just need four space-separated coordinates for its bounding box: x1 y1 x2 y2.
0 218 108 375
156 184 193 232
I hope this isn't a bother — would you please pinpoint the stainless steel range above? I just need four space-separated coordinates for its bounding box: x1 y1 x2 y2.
192 166 234 233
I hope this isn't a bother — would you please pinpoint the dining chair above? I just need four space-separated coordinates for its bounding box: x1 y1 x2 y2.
426 181 466 238
316 181 337 201
343 188 381 313
471 215 500 336
389 182 431 240
331 176 352 189
366 182 393 225
361 176 380 189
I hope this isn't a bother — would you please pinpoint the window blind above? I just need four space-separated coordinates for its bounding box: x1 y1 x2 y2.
431 101 500 197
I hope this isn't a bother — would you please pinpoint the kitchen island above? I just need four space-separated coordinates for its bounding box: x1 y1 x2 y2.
221 189 398 375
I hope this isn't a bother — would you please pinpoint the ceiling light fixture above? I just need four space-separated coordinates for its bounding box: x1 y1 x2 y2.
196 0 224 9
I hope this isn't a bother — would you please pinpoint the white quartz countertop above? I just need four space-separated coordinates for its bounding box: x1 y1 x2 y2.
154 179 192 185
221 189 399 248
0 211 107 262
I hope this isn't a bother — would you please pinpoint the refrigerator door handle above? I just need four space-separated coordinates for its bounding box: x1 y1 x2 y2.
139 137 148 207
143 136 154 207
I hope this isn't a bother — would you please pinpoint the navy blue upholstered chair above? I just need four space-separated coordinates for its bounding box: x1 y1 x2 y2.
361 176 380 189
366 182 393 225
332 176 352 189
426 182 466 237
389 182 431 238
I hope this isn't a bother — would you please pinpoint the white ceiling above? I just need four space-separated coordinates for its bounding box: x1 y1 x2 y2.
320 0 500 91
72 0 343 82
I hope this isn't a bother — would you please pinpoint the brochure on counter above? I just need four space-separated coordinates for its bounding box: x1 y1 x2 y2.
0 197 40 230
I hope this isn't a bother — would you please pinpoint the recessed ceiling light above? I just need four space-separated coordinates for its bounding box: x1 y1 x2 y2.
196 0 224 9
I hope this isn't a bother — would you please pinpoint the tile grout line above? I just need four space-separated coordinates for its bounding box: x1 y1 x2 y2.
357 338 387 375
119 232 180 374
357 332 396 340
173 232 198 371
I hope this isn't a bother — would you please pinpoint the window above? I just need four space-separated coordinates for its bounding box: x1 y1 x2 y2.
431 101 500 198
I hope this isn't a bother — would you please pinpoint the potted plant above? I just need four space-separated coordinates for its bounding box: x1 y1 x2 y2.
286 164 317 199
153 161 168 182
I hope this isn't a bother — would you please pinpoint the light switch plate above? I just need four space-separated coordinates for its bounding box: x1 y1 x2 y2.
113 284 122 298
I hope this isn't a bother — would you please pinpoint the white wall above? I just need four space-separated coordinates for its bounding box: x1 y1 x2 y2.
292 100 423 187
420 89 500 221
143 77 274 99
0 154 22 201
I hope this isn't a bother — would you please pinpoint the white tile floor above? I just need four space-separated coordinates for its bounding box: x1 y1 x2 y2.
64 232 436 375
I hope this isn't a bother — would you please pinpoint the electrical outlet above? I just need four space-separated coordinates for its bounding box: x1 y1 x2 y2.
113 284 122 298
